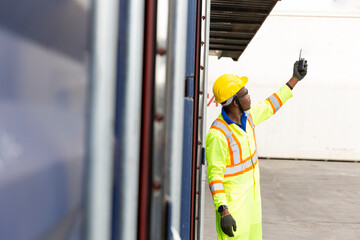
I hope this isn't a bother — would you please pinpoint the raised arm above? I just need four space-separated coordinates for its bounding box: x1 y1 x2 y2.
250 60 308 126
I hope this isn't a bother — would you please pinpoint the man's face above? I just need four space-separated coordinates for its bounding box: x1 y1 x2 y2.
236 87 251 111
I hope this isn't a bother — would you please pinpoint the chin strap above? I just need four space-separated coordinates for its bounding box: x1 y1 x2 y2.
234 95 244 113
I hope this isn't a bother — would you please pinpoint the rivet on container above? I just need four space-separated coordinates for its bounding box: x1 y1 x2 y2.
157 48 167 56
155 114 164 121
152 182 161 190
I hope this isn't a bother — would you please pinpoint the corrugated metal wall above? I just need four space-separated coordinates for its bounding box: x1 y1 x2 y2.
210 0 279 60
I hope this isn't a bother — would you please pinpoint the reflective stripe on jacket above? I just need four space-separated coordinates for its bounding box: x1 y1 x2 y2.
206 84 293 239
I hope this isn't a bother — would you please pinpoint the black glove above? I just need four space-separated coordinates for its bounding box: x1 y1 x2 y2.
293 60 308 80
220 214 237 237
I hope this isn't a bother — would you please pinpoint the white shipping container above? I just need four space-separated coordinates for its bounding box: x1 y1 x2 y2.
207 1 360 161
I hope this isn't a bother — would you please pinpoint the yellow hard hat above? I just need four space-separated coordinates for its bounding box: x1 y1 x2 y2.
213 74 248 103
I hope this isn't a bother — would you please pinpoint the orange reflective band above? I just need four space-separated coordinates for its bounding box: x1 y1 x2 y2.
244 150 257 162
209 180 223 186
212 118 243 167
227 150 257 167
266 98 276 114
249 113 254 124
247 113 255 128
247 119 252 130
216 118 232 132
227 138 235 165
250 121 257 149
231 133 243 163
224 160 258 178
212 190 225 196
273 93 283 107
210 126 226 136
209 180 225 195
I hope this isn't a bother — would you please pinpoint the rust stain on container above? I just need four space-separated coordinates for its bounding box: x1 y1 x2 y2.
157 48 167 56
152 182 161 190
154 114 164 121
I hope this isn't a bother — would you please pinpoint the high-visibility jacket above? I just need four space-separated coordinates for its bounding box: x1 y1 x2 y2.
206 84 293 240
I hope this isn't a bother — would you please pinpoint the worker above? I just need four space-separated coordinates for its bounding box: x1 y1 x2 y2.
206 60 308 239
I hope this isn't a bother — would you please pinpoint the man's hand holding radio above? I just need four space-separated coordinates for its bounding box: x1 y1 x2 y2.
293 60 308 81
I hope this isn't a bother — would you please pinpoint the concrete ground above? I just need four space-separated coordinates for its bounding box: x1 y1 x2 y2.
203 159 360 240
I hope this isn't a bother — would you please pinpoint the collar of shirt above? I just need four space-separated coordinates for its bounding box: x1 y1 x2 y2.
221 108 247 132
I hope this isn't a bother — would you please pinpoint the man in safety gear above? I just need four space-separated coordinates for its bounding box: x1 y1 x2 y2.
206 60 308 239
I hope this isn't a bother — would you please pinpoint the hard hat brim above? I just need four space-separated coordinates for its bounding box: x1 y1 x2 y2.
213 75 248 103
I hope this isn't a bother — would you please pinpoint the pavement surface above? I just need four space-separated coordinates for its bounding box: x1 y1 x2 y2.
203 159 360 240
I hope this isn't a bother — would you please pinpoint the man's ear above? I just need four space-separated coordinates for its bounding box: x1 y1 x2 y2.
232 98 238 107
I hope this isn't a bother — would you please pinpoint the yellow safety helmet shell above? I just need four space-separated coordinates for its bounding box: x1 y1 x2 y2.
213 74 248 103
